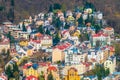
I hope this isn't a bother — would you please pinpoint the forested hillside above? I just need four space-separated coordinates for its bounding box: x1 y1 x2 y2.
0 0 120 33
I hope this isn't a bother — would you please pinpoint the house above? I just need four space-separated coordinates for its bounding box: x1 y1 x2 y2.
83 75 98 80
23 63 39 78
90 31 111 47
64 46 87 65
57 10 64 17
30 33 52 49
68 36 80 45
40 35 52 48
52 42 72 63
62 63 92 76
88 48 110 64
104 56 116 74
0 37 10 53
103 27 114 36
64 67 81 80
11 28 22 39
61 30 70 40
19 38 29 47
3 21 13 33
0 73 8 80
10 48 17 57
19 32 29 39
66 10 73 17
25 75 38 80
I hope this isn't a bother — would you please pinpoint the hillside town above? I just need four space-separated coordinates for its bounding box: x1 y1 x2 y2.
0 2 120 80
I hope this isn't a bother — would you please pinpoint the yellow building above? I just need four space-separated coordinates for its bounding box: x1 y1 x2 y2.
23 63 39 78
19 40 28 47
65 67 81 80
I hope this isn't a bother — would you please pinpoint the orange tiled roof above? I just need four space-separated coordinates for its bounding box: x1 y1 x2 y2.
104 27 113 30
47 66 57 71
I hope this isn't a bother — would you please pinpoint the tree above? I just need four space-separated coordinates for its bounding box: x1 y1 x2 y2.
39 71 44 80
7 31 15 43
22 22 27 32
38 25 44 34
13 71 19 80
53 3 61 10
45 29 51 35
61 4 67 12
93 65 110 80
0 6 5 11
5 65 12 79
55 18 63 30
49 4 53 12
95 40 101 48
47 72 54 80
13 63 19 72
11 0 15 6
77 16 83 26
53 33 60 45
94 24 101 33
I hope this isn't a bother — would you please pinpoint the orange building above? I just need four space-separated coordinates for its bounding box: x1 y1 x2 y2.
65 67 81 80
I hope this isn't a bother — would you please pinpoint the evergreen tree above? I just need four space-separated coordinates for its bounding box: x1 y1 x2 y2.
53 3 61 10
38 25 44 34
77 16 83 26
94 24 101 33
49 4 53 12
55 18 61 30
22 22 27 32
47 72 54 80
45 29 50 35
105 68 110 77
11 0 14 6
39 71 44 80
12 63 19 80
5 65 12 79
13 63 19 72
53 33 60 45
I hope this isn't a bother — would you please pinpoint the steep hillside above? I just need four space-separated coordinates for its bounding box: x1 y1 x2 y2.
0 0 120 33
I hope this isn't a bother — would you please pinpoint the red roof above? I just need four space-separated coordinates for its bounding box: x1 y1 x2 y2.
23 63 33 69
62 30 69 35
82 62 92 67
47 66 57 71
105 45 115 52
55 42 72 50
31 39 41 43
91 58 96 62
0 38 10 45
25 75 38 80
104 27 113 31
39 62 51 67
35 32 43 37
0 74 7 80
69 67 77 72
92 31 108 37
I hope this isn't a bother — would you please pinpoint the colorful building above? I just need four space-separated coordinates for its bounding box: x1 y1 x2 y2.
52 42 72 63
23 63 39 78
64 67 81 80
90 31 111 47
0 37 10 53
104 56 116 74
